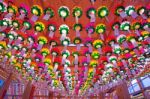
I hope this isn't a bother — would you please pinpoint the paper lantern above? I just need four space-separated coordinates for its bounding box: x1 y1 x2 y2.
137 6 147 19
112 22 120 36
102 46 112 56
61 50 70 64
93 39 103 54
73 23 82 37
27 34 35 48
12 20 20 29
58 6 70 20
18 4 29 19
86 23 95 37
117 34 128 48
41 48 50 58
5 5 17 18
82 58 89 66
21 21 32 32
141 31 150 42
95 24 106 40
34 22 45 33
7 31 17 44
61 37 70 48
49 37 58 51
115 6 127 18
37 36 47 50
113 44 122 55
91 51 100 60
51 47 60 62
105 63 114 70
0 20 9 31
0 41 6 50
109 55 118 66
43 8 54 20
53 57 61 72
142 22 150 32
72 51 79 65
0 2 7 13
73 37 82 50
106 35 116 47
43 57 51 66
59 24 69 40
48 24 56 38
97 6 109 21
0 32 6 41
127 34 138 47
19 47 28 57
31 5 43 22
125 5 138 18
15 34 25 45
120 21 131 32
132 21 141 36
72 7 82 23
86 7 96 23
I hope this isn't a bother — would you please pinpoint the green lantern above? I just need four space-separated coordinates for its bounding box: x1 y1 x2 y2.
43 8 54 20
58 6 70 19
97 6 109 18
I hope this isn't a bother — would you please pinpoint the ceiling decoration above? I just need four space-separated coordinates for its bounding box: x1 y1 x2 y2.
0 0 150 96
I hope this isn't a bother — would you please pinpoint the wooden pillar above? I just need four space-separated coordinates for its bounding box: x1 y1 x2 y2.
116 80 131 99
0 73 13 99
22 81 35 99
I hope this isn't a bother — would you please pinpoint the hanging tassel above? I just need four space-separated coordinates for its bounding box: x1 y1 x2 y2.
27 43 33 49
77 44 81 51
90 14 96 23
98 48 102 54
49 31 54 38
131 12 138 19
122 41 128 48
43 14 50 20
62 55 67 65
135 30 140 36
20 50 25 56
87 54 91 63
76 30 80 37
37 44 43 50
105 16 109 22
53 64 58 72
4 13 13 19
88 45 93 53
60 33 66 41
52 55 56 62
130 39 138 47
15 39 21 45
100 34 104 41
19 14 25 19
119 11 127 18
74 55 78 65
31 15 38 22
141 14 147 19
75 16 79 24
114 29 119 36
